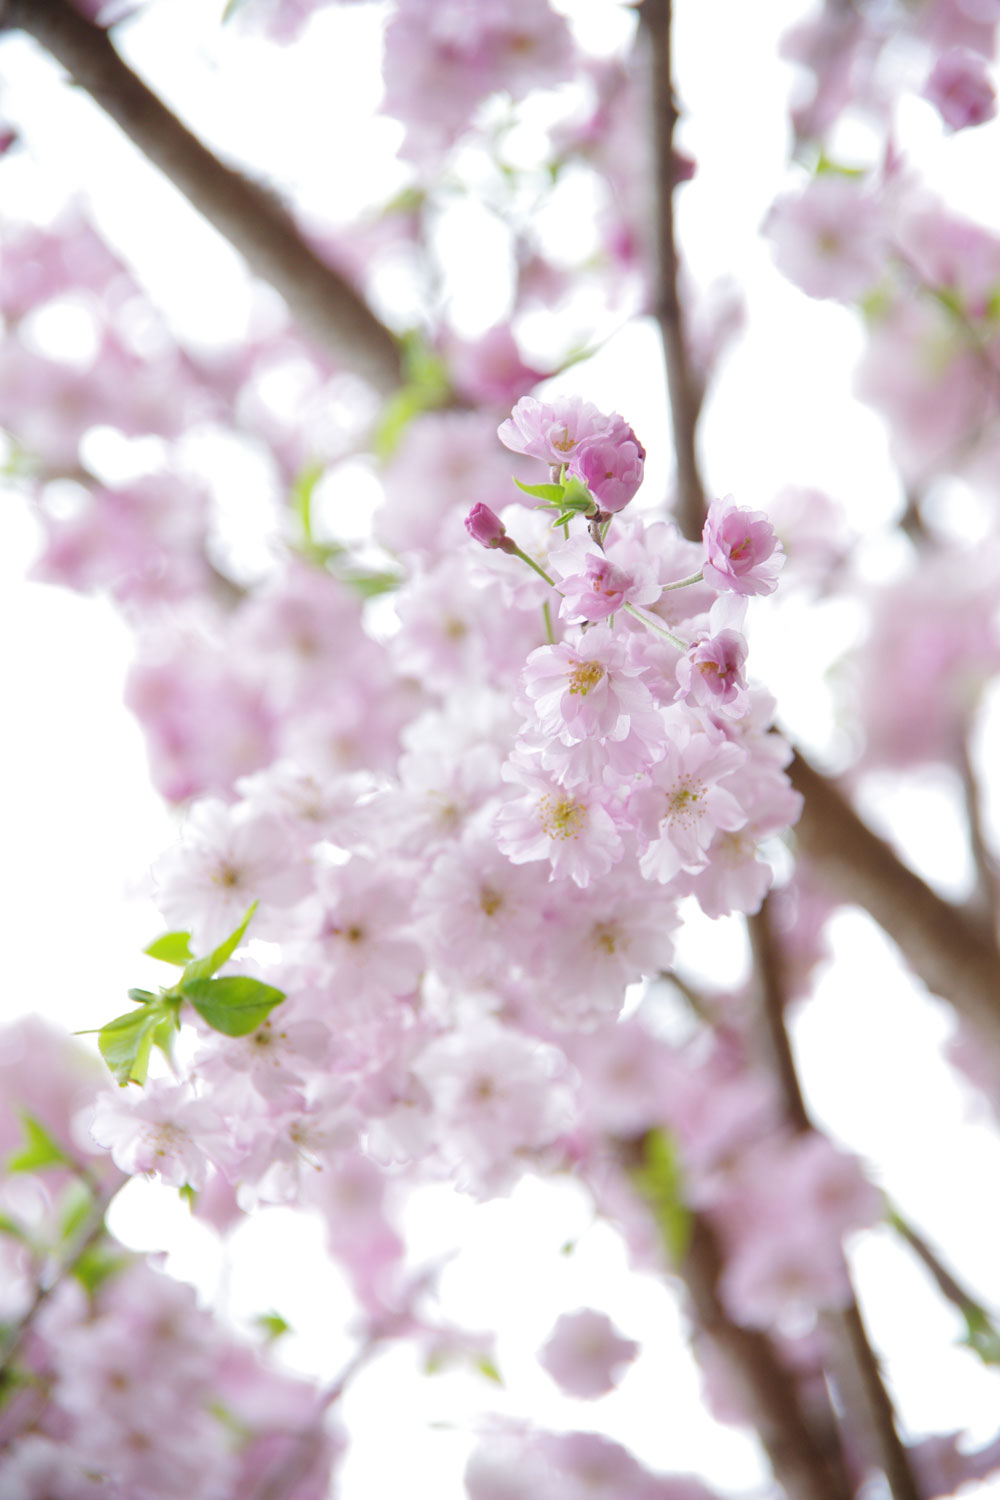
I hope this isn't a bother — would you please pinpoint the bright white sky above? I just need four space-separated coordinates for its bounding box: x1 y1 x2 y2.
2 1 1000 1495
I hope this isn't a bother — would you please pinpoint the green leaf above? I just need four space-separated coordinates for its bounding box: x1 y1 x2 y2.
474 1354 503 1386
814 154 866 179
630 1128 691 1264
561 477 597 513
373 335 451 459
0 1213 31 1245
127 988 159 1005
58 1179 95 1243
180 976 286 1037
514 479 565 503
98 1005 169 1087
6 1110 73 1174
339 569 402 600
73 1244 129 1295
144 931 194 966
256 1311 292 1342
181 903 257 986
961 1306 1000 1366
290 462 325 548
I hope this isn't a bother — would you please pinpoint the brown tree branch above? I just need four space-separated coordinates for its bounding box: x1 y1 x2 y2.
680 1215 854 1500
0 0 404 395
958 737 1000 928
750 901 920 1500
638 0 706 541
787 749 1000 1052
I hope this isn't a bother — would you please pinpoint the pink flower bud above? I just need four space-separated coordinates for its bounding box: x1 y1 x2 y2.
924 49 996 132
465 502 516 552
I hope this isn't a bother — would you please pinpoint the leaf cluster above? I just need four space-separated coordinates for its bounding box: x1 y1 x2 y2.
93 906 286 1087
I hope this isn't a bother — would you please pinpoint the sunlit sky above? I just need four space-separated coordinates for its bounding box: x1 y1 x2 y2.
3 1 1000 1495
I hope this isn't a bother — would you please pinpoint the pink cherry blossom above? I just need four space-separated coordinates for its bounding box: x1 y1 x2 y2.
702 496 784 597
539 1309 639 1398
631 722 748 883
498 395 622 467
89 1080 230 1190
573 431 646 513
495 754 626 887
767 173 886 302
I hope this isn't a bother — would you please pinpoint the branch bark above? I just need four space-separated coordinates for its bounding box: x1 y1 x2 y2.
638 0 706 541
680 1215 853 1500
750 901 921 1500
787 749 1000 1051
0 0 404 395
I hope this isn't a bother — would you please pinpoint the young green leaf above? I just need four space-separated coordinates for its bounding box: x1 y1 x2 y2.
514 478 565 503
58 1179 95 1243
630 1128 691 1263
339 569 402 600
6 1110 73 1174
181 903 257 986
98 1005 169 1087
144 931 194 966
73 1244 130 1296
474 1354 503 1386
560 477 598 513
256 1311 292 1342
180 976 286 1037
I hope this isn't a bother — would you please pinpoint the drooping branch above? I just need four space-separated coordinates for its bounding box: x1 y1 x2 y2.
638 0 706 542
0 0 404 395
787 749 1000 1051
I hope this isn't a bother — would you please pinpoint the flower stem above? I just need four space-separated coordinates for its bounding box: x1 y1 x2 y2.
542 600 555 644
623 601 686 649
661 569 704 592
512 546 557 588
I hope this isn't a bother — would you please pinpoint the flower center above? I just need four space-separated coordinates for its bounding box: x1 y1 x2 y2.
538 793 586 841
479 886 503 917
666 777 703 827
593 922 618 955
568 659 604 695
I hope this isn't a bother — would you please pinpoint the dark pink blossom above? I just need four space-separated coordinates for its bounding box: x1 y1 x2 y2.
573 432 645 513
924 48 996 130
702 496 784 597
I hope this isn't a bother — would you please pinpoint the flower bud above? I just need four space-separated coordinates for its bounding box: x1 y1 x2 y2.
465 503 517 552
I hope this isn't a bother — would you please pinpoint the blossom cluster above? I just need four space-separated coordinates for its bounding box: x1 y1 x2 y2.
0 1020 339 1500
80 401 831 1352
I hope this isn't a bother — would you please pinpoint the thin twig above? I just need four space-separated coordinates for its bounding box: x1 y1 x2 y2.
0 1189 116 1380
888 1206 998 1329
957 736 1000 928
0 0 404 395
638 0 706 541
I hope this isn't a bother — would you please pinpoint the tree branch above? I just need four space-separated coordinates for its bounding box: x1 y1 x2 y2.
787 749 1000 1052
638 0 706 541
0 0 404 395
749 900 921 1500
681 1214 854 1500
958 736 1000 928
